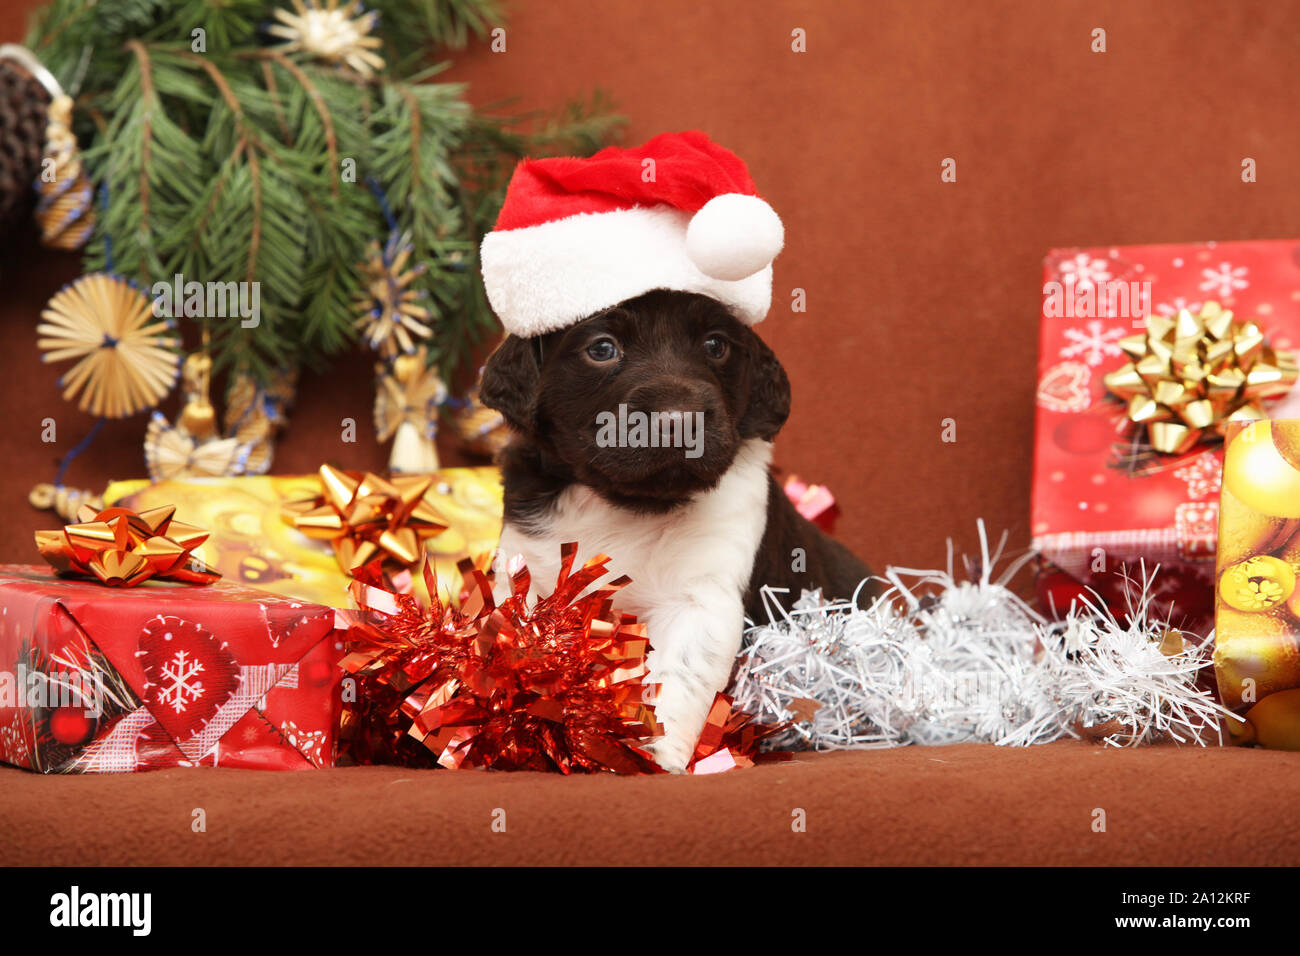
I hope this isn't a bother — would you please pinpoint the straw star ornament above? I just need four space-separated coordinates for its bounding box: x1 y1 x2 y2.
269 0 385 77
37 274 180 418
354 230 432 356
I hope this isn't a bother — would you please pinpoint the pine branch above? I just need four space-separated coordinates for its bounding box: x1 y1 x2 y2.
24 0 620 392
243 49 341 197
173 0 262 52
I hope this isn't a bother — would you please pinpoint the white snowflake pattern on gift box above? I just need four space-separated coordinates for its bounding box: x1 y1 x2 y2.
1200 262 1250 298
156 650 206 714
1056 252 1113 290
1059 320 1125 366
1175 501 1219 560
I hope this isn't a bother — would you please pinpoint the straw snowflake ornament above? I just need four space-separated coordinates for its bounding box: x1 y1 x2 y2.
37 274 180 418
269 0 386 78
354 230 432 356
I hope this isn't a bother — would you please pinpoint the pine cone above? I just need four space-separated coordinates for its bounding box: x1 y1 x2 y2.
0 56 51 230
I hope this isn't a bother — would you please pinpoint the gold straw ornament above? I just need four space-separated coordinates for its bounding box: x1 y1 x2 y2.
374 347 446 473
269 0 386 77
37 273 180 418
354 231 431 357
35 94 95 251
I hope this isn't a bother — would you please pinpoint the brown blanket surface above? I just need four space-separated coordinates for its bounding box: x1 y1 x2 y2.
2 742 1293 866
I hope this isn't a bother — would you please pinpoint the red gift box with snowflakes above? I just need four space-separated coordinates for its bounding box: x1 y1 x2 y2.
1032 239 1300 635
0 565 343 772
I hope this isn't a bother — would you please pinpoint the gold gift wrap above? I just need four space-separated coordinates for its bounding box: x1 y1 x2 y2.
105 469 504 608
1214 420 1300 748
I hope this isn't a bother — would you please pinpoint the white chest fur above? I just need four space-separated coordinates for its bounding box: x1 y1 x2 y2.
494 438 773 770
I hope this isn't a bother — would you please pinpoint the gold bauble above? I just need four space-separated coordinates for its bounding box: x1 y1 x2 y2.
1218 555 1296 612
1234 688 1300 750
1217 486 1300 568
1222 421 1300 518
1273 423 1300 473
1212 617 1300 709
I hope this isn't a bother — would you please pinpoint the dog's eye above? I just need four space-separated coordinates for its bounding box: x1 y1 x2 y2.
703 334 729 361
586 337 620 363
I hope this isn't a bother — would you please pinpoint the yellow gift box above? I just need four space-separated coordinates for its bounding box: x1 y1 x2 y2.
1214 420 1300 748
105 469 503 609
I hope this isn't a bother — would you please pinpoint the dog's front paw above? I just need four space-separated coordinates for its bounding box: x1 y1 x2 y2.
644 734 695 774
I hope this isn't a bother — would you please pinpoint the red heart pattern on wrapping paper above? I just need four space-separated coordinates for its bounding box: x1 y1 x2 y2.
1037 360 1093 413
137 616 239 745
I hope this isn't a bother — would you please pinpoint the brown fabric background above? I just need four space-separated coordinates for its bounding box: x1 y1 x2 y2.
3 743 1296 866
2 1 1300 866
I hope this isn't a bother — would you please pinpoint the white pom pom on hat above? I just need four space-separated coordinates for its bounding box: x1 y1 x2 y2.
685 193 785 282
480 131 787 338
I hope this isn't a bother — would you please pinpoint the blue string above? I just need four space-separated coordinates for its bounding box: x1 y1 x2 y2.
99 181 113 273
51 182 114 491
54 417 106 487
366 176 398 233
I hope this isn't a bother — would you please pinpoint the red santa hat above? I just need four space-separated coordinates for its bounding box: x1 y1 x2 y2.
480 131 784 338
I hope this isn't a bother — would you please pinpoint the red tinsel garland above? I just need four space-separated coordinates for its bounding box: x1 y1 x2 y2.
339 543 783 774
688 692 791 774
340 544 666 773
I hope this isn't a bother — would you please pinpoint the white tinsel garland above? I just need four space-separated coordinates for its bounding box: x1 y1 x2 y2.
731 522 1228 750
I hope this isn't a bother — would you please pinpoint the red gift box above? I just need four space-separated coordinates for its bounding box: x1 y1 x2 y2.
1031 239 1300 634
0 565 343 772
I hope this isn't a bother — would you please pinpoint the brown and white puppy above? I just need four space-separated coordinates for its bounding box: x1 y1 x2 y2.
482 288 877 771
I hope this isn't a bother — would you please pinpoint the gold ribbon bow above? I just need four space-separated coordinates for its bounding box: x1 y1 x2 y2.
282 465 446 573
1103 301 1298 455
35 504 221 587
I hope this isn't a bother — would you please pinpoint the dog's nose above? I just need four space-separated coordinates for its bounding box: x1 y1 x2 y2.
625 379 717 417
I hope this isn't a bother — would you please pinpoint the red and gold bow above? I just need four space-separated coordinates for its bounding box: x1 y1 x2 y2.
35 504 220 587
282 465 446 573
1104 301 1298 455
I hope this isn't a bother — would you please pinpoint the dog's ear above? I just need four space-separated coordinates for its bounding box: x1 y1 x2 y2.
738 331 791 440
480 334 542 436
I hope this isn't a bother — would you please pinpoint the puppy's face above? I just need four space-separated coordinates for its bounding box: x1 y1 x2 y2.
482 290 791 510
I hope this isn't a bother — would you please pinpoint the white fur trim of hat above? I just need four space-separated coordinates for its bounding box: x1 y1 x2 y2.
480 131 784 338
